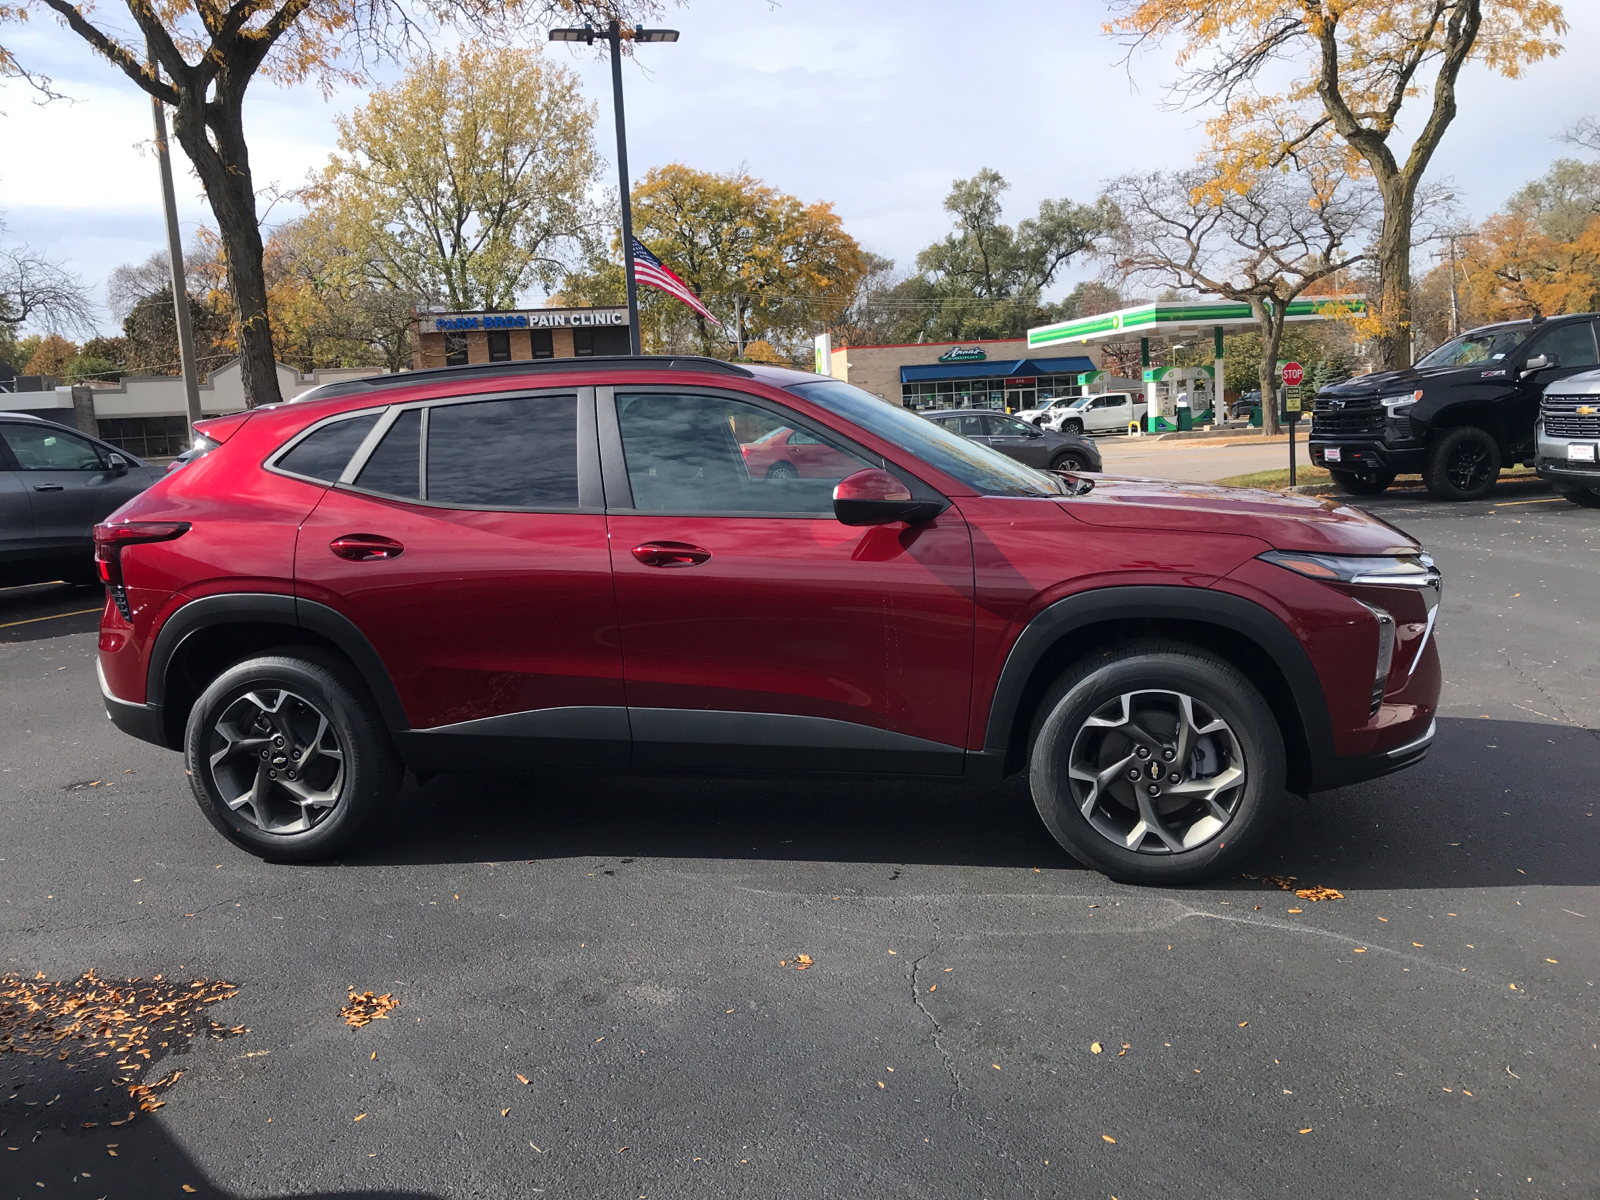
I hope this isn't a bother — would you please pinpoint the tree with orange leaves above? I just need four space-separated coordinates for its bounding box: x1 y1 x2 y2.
1 1 661 405
1108 0 1568 371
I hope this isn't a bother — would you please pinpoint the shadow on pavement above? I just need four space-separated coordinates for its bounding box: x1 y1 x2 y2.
0 581 103 644
2 1054 442 1199
343 715 1597 891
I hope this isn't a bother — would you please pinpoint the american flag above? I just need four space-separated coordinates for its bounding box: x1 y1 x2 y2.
630 237 723 328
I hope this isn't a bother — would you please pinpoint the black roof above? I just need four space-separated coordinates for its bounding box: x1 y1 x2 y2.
301 355 756 401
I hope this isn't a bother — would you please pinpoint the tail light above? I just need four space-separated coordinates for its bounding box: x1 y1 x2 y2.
94 522 190 619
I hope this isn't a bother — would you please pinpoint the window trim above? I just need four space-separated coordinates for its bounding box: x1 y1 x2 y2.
328 386 603 513
596 383 936 519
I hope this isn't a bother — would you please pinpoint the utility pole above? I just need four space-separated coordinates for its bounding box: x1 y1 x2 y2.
149 44 203 435
1447 233 1462 338
606 20 641 356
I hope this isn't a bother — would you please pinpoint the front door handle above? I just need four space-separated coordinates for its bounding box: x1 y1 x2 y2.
631 541 711 568
34 484 65 492
330 534 405 562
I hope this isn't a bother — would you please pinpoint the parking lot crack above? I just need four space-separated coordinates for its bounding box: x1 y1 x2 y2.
910 946 966 1106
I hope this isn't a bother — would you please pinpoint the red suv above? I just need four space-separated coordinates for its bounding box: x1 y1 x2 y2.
94 357 1441 884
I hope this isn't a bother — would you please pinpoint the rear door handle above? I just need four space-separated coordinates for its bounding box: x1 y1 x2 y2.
330 534 405 562
631 541 711 568
34 484 65 492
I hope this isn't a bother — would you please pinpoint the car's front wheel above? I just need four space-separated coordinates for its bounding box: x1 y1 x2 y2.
1028 643 1286 885
1050 452 1092 473
1558 486 1600 508
1424 426 1501 501
1329 466 1396 496
1060 419 1084 435
185 652 402 862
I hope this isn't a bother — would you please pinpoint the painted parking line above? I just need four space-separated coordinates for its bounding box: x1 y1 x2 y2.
1493 497 1565 507
0 607 103 630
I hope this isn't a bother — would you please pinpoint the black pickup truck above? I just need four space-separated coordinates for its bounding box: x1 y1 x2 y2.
1308 313 1600 500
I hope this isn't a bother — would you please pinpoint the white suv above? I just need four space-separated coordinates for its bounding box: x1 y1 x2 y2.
1043 392 1147 435
1012 396 1079 427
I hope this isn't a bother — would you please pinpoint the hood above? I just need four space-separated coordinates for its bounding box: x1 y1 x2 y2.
1058 475 1419 554
1319 363 1496 397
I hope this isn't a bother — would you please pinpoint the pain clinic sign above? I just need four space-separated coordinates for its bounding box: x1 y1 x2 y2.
432 308 628 332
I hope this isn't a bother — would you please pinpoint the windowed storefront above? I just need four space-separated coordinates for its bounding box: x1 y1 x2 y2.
900 373 1086 412
816 338 1103 413
413 307 630 369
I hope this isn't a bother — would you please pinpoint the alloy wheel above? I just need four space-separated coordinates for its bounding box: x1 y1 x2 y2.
206 688 346 835
1064 689 1247 854
1445 440 1494 491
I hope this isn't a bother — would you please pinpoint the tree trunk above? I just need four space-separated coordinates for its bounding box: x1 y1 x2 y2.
168 75 282 407
1373 178 1417 371
1253 299 1284 437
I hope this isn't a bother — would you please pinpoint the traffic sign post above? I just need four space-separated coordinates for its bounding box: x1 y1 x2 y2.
1282 362 1304 487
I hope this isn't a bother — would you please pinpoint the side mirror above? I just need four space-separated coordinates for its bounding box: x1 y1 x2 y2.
833 468 946 527
106 453 129 473
1521 353 1554 377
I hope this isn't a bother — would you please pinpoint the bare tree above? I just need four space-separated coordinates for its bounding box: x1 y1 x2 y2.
1561 115 1600 155
1 223 97 337
1102 166 1375 434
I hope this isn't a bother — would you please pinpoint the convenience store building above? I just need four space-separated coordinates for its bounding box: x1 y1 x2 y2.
823 337 1102 411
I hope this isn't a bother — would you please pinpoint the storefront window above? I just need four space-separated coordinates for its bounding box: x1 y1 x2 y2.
531 329 554 359
487 331 512 362
444 333 468 366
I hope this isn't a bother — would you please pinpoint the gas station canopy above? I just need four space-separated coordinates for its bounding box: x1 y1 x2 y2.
1026 297 1366 350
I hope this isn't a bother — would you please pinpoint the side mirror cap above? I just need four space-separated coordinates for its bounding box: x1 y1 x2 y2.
1521 353 1554 377
107 453 129 472
833 468 947 527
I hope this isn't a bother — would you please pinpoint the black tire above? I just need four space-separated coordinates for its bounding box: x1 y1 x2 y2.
1050 453 1092 473
1424 426 1501 501
184 651 402 862
1558 487 1600 508
1328 466 1396 497
1060 419 1084 435
766 462 799 479
1028 642 1287 885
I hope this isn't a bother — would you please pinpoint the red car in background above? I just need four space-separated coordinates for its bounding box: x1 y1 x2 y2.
740 424 860 479
93 356 1441 885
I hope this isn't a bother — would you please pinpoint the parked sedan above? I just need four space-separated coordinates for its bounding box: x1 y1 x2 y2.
740 424 861 479
0 413 161 586
924 409 1102 472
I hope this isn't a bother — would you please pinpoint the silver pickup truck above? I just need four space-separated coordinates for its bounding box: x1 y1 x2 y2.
1536 366 1600 507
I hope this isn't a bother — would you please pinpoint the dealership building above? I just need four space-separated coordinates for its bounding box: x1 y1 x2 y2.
821 337 1104 411
411 305 631 368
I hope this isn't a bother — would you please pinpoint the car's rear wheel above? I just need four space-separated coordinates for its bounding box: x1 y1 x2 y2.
1028 643 1286 885
1558 486 1600 508
766 462 799 479
1424 426 1501 501
1329 466 1396 496
185 652 401 862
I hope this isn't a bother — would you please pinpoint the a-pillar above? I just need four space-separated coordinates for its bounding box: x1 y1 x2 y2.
1141 337 1155 432
1213 325 1225 421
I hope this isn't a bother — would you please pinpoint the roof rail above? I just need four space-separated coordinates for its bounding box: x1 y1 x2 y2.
298 355 755 401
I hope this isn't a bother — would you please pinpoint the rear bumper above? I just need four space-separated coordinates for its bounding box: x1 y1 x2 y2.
97 659 168 749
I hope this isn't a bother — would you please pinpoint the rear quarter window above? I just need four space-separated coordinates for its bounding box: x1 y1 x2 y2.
275 413 382 482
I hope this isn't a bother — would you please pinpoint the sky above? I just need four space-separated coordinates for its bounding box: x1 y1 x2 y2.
2 0 1597 336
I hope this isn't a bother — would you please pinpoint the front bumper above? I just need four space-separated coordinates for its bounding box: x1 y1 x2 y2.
97 659 168 749
1308 440 1426 474
1314 719 1436 790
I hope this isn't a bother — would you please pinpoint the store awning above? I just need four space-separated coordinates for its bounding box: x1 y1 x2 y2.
899 355 1094 384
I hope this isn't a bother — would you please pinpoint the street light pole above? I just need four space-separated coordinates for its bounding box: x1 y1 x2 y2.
550 22 678 357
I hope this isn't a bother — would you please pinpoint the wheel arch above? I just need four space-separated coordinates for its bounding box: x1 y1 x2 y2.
983 587 1333 794
149 595 409 750
1426 404 1510 452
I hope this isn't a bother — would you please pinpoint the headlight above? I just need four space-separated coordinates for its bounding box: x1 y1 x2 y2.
1258 550 1439 587
1380 391 1421 419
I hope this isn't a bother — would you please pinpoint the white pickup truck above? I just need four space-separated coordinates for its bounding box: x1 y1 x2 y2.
1042 392 1147 435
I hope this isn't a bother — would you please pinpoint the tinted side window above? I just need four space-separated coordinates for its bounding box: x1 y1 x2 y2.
355 408 421 498
1534 321 1599 369
426 395 578 508
276 413 381 482
0 424 107 470
616 392 872 514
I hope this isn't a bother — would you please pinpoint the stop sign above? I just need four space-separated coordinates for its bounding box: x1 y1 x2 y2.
1281 361 1305 386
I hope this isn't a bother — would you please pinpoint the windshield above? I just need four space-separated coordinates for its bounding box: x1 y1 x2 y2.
1417 327 1529 368
786 380 1066 497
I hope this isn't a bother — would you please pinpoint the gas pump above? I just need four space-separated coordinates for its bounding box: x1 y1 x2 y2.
1140 366 1217 430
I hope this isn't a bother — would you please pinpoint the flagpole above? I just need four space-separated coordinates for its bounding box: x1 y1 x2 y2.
608 20 642 356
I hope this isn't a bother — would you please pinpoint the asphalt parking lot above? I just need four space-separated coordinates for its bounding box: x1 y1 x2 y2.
2 487 1596 1200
